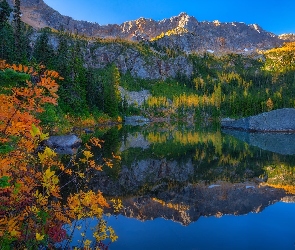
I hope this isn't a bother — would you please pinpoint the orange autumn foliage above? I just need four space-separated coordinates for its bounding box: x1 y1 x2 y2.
0 60 118 249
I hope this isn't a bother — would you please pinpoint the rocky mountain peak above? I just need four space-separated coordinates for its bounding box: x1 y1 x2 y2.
279 33 295 41
171 12 198 30
6 0 286 53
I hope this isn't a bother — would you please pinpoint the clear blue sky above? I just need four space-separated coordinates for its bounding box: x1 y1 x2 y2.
43 0 295 35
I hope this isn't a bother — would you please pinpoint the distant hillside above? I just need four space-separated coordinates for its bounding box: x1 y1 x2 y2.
8 0 284 53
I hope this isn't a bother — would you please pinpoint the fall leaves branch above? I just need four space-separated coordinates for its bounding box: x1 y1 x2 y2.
0 60 120 249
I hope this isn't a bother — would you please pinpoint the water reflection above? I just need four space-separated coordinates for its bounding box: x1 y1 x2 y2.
116 182 285 225
67 202 295 250
223 129 295 155
62 123 295 248
108 202 295 250
88 123 295 225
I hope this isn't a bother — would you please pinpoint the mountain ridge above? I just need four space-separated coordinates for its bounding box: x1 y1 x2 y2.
7 0 289 53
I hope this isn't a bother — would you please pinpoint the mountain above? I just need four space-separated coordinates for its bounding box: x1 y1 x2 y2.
8 0 284 53
279 33 295 42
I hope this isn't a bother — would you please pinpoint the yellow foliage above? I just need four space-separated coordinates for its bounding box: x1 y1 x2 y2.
38 147 57 163
147 130 222 155
110 198 123 213
151 27 189 41
266 97 274 111
0 60 117 247
263 183 295 194
263 42 295 72
152 198 189 212
83 150 94 159
36 233 45 241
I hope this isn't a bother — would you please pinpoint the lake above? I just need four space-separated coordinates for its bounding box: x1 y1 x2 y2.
69 122 295 249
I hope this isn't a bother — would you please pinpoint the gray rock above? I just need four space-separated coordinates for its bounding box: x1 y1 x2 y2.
221 108 295 132
124 116 150 126
10 0 285 80
279 33 295 42
119 87 151 106
44 135 82 154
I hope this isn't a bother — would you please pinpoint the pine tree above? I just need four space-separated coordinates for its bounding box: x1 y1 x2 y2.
103 64 121 118
54 35 88 115
0 0 12 27
0 0 14 60
33 28 55 67
13 0 21 60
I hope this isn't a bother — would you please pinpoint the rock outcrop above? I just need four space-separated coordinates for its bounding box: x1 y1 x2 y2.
221 108 295 132
152 19 282 54
119 87 151 106
8 0 284 53
85 42 194 79
279 33 295 42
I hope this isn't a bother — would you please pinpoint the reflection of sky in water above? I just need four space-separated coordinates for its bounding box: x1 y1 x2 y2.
106 202 295 250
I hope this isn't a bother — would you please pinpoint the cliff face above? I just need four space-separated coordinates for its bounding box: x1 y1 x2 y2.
83 42 194 79
152 19 282 53
8 0 284 53
279 33 295 41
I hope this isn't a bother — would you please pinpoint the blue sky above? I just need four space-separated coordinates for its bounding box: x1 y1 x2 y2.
43 0 295 35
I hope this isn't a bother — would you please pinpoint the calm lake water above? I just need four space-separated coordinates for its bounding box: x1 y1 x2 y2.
69 123 295 249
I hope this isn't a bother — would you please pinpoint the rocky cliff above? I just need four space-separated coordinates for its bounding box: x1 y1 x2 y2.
279 33 295 42
8 0 284 53
83 41 194 79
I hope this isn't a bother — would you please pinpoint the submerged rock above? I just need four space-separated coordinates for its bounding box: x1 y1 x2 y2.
221 108 295 132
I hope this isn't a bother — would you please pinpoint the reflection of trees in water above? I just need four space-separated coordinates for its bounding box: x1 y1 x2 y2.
100 127 122 179
222 129 295 190
92 124 295 193
142 127 265 183
264 163 295 194
146 130 222 155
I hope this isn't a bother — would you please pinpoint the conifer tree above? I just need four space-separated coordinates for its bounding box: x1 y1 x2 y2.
0 0 14 60
0 0 12 27
103 64 121 118
33 28 55 67
13 0 21 60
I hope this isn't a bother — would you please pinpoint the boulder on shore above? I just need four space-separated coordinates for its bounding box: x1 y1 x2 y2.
221 108 295 132
43 134 82 154
124 116 150 126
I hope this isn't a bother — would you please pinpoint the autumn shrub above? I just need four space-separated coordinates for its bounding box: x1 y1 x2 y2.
0 60 119 249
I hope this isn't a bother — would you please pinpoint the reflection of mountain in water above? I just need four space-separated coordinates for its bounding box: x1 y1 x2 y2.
107 182 288 226
222 129 295 155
